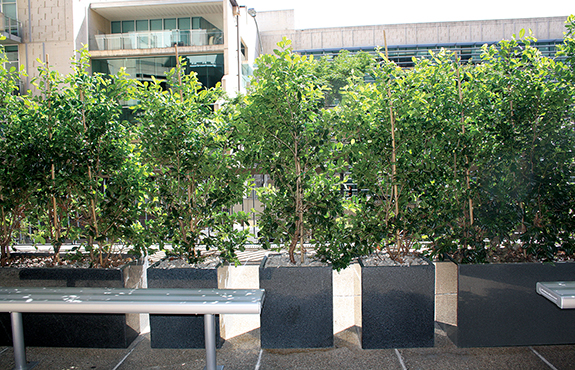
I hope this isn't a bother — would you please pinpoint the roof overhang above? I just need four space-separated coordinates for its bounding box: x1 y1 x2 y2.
90 0 222 21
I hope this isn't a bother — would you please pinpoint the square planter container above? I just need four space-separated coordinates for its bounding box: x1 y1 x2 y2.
0 255 145 348
360 256 435 349
443 261 575 347
259 254 333 349
147 260 224 349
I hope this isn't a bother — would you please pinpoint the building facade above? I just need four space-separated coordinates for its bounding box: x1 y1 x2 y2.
0 0 260 95
2 1 569 93
257 11 569 66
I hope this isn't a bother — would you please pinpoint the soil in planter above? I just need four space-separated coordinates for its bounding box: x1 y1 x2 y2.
147 255 224 349
260 253 333 349
361 252 435 349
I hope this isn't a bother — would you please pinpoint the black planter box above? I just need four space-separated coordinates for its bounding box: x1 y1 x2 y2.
360 257 435 349
259 254 333 348
443 261 575 347
147 264 223 349
0 262 140 348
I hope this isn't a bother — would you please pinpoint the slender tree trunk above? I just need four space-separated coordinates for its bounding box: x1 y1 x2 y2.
384 31 401 257
44 55 61 263
80 89 100 263
289 143 303 264
455 53 474 252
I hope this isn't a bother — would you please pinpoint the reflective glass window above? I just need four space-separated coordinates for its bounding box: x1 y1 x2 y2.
178 18 191 30
122 20 135 33
136 20 149 31
192 17 201 29
164 18 176 30
111 21 121 34
1 0 17 19
150 19 162 31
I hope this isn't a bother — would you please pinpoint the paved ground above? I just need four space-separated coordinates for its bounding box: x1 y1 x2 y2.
1 324 574 370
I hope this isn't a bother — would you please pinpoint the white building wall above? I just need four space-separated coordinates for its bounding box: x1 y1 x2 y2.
260 16 569 54
221 0 238 94
17 0 77 92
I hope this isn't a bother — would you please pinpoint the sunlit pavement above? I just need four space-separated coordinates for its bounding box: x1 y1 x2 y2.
1 324 574 370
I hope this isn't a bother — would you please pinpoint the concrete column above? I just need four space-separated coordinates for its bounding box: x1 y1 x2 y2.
435 261 458 326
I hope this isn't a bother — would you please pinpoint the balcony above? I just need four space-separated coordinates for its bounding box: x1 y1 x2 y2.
91 29 223 51
0 13 21 44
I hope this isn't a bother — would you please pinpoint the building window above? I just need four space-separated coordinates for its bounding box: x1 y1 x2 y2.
163 18 176 30
178 18 191 30
110 17 218 33
241 41 247 61
150 19 162 31
0 0 17 19
111 21 121 34
121 20 135 33
92 54 224 90
136 20 148 32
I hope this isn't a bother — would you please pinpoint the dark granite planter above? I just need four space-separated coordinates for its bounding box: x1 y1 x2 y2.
0 256 144 348
443 261 575 347
147 261 223 349
259 254 333 348
360 257 435 349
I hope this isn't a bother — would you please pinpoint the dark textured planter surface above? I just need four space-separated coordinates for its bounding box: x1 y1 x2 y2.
445 262 575 347
259 254 333 349
0 264 138 348
360 258 435 349
147 265 223 349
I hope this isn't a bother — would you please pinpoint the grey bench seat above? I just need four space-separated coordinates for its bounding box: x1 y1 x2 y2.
536 281 575 309
0 287 265 370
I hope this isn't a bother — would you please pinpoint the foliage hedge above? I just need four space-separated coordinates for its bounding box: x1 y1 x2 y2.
0 16 574 268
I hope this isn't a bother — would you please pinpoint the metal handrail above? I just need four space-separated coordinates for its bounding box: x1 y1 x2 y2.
2 15 20 37
91 29 224 51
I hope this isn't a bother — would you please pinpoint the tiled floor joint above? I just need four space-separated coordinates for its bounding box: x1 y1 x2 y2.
395 348 407 370
529 346 559 370
113 334 146 370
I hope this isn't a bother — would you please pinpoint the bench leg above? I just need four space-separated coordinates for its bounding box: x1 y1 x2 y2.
203 314 223 370
10 312 37 370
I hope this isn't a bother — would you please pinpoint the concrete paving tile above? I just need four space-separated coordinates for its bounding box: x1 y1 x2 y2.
400 346 550 370
116 335 217 370
0 344 128 370
1 325 574 370
118 331 261 370
530 345 575 370
260 346 402 370
258 328 402 370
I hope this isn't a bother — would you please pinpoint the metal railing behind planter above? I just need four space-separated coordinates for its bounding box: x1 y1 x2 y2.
92 30 224 51
1 15 21 37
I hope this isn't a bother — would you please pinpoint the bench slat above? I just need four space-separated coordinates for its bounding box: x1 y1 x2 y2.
536 282 575 309
0 287 265 315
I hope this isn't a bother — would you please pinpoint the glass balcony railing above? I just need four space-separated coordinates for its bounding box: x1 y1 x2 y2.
91 29 223 51
1 15 21 38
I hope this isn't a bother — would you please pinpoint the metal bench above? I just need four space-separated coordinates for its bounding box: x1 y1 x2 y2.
0 287 265 370
536 281 575 309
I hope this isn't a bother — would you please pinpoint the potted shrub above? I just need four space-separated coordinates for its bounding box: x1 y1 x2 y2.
239 39 348 348
430 27 575 347
334 49 466 348
0 49 148 348
136 58 249 348
0 44 38 266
